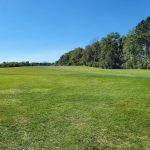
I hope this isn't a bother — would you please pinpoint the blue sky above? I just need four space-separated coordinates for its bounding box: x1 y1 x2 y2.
0 0 150 62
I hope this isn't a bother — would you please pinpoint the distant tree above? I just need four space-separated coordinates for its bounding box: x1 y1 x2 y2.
99 32 123 68
57 33 123 69
83 45 94 66
0 61 51 68
57 54 68 65
91 41 101 67
56 16 150 69
69 48 84 65
123 16 150 69
57 48 84 66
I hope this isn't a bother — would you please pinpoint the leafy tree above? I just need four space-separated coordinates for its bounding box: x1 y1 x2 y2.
57 48 84 66
83 45 94 66
90 41 101 67
69 48 84 65
123 16 150 69
56 17 150 69
57 53 70 65
0 61 51 67
82 41 101 67
99 32 123 68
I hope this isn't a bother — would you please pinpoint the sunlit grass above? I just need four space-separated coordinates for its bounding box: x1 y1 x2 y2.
0 66 150 149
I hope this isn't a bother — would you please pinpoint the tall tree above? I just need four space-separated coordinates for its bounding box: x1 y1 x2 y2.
82 41 101 67
99 32 123 69
56 16 150 69
123 17 150 69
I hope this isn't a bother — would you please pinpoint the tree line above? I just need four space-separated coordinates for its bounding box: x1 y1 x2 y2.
56 16 150 69
0 61 52 68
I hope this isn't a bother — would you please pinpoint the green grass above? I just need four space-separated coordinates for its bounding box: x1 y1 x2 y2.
0 66 150 150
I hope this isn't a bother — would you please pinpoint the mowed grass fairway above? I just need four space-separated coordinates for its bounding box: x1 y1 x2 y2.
0 66 150 150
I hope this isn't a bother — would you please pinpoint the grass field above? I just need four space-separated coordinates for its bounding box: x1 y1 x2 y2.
0 66 150 150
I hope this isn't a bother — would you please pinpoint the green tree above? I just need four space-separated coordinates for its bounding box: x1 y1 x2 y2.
83 45 94 66
100 32 123 69
123 16 150 69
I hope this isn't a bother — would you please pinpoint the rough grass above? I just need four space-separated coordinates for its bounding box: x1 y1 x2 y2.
0 66 150 150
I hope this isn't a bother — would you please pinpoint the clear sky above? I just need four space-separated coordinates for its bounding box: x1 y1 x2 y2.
0 0 150 62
